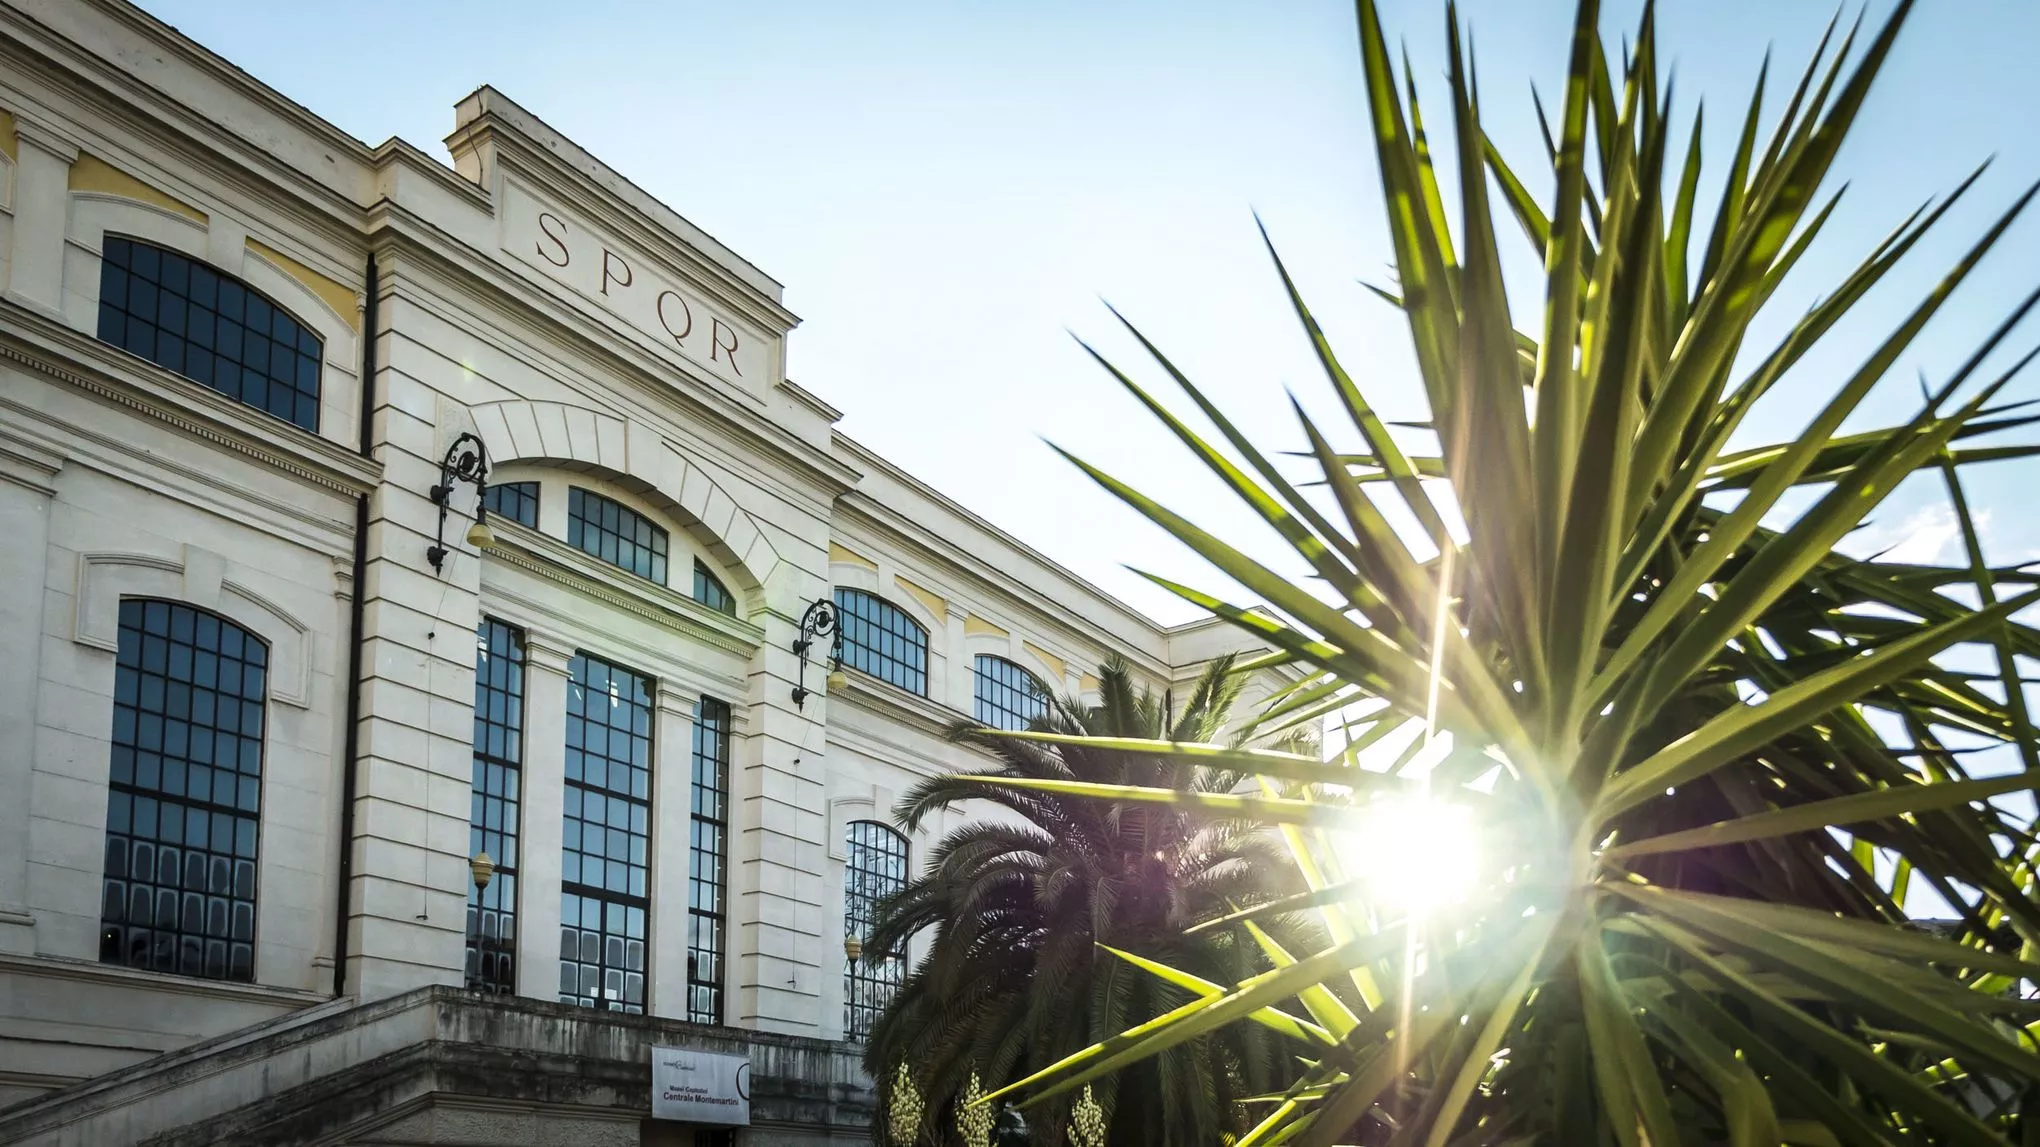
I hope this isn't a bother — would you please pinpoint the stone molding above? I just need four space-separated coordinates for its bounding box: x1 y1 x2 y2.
0 305 379 500
72 548 316 708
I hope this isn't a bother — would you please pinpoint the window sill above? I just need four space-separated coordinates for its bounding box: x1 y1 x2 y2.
0 950 334 1005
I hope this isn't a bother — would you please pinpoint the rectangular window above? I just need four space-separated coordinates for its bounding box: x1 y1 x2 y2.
482 481 539 529
468 619 525 993
561 652 653 1013
687 697 731 1024
568 487 668 584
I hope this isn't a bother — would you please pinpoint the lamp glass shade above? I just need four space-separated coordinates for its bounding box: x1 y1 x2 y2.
465 520 496 549
470 851 496 890
826 669 849 692
843 933 863 961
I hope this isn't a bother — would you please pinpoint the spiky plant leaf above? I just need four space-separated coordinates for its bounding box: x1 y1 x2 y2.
964 2 2040 1142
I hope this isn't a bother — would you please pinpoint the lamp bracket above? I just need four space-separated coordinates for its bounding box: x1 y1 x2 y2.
427 432 492 576
791 598 840 709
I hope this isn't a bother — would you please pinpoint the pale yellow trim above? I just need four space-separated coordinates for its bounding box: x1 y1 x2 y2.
68 153 206 224
1023 641 1067 683
963 613 1009 640
828 541 877 571
1080 672 1102 695
0 109 16 163
246 237 360 334
895 574 947 623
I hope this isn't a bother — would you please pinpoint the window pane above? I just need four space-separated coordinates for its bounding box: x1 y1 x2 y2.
467 619 527 994
844 822 910 1039
481 482 539 530
832 589 928 695
559 652 654 1015
566 488 668 584
686 698 730 1024
692 560 735 616
99 599 265 983
94 237 322 432
973 655 1050 732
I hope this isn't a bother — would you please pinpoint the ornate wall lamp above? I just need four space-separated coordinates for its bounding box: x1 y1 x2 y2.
426 432 496 575
791 597 845 709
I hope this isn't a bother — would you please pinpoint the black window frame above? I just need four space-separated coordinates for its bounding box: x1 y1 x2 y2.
567 487 669 584
468 618 525 993
844 820 910 1040
973 654 1051 732
686 697 732 1024
99 598 266 983
95 236 323 432
560 652 654 1014
833 588 928 696
482 481 539 530
693 559 736 616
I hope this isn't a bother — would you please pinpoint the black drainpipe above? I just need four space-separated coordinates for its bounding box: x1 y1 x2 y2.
333 253 377 999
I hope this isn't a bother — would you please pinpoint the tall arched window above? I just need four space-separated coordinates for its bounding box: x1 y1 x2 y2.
833 588 928 696
844 821 909 1039
96 237 324 432
973 654 1050 731
100 599 266 982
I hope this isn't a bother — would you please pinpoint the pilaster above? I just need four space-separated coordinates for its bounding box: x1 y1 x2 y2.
943 603 970 713
733 598 830 1034
514 629 572 1002
648 683 697 1021
0 432 61 953
345 368 487 997
3 115 79 319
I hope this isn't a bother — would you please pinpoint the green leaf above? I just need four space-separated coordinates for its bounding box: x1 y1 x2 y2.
1604 772 2038 860
1596 587 2040 821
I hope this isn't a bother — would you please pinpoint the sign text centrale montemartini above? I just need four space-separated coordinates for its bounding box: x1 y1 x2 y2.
504 185 765 390
649 1046 750 1125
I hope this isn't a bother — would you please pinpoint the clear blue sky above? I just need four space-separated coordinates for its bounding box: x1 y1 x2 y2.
136 0 2040 624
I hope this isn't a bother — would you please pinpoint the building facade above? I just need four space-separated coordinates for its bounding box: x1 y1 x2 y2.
0 2 1272 1144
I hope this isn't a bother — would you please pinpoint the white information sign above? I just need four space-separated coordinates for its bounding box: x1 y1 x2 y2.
650 1046 751 1126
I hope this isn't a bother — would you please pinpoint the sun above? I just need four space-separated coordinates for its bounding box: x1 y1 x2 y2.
1333 795 1482 918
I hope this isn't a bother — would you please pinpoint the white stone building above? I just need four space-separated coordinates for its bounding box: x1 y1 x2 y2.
0 2 1270 1143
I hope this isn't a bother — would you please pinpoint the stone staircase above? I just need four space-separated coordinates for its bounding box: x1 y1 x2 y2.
0 987 874 1145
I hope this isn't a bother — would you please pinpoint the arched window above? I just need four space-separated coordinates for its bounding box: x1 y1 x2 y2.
568 487 668 584
973 654 1050 731
693 560 735 616
100 599 266 982
96 237 323 432
482 481 539 529
833 588 928 696
844 821 909 1039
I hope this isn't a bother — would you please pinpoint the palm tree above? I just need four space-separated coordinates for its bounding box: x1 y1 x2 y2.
863 655 1310 1145
966 1 2040 1143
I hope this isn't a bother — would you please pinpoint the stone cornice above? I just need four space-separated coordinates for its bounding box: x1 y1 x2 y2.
475 135 798 338
0 300 381 498
825 672 999 773
363 214 860 511
0 5 378 251
0 950 329 1009
481 517 764 659
833 491 1176 677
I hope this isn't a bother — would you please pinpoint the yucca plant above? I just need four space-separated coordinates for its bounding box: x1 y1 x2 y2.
965 1 2040 1143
